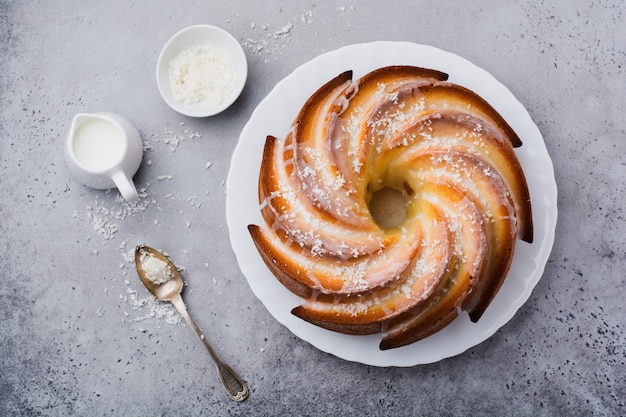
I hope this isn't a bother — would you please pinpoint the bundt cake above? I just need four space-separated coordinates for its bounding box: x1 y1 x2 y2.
247 65 533 350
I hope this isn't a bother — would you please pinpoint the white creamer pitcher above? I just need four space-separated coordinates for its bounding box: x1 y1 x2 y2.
65 112 143 203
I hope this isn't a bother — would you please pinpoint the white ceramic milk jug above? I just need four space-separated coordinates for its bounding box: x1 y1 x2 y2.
65 112 143 203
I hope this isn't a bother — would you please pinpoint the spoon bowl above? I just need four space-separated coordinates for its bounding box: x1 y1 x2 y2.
135 246 182 300
135 245 249 402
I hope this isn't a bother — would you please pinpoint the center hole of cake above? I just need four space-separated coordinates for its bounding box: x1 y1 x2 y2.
369 187 407 229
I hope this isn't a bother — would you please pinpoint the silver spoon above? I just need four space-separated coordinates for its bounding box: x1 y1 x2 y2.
134 244 249 402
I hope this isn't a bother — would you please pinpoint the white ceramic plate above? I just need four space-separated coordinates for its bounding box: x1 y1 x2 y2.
226 42 557 367
156 25 247 117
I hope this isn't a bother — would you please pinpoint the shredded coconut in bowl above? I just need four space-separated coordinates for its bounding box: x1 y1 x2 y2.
168 44 238 106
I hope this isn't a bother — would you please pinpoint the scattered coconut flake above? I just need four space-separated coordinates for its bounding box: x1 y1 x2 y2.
241 9 316 59
126 287 181 325
274 22 293 36
301 10 313 24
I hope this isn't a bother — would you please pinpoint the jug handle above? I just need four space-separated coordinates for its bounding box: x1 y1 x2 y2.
112 171 139 203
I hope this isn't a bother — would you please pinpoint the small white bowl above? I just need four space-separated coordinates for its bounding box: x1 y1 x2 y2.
156 25 248 117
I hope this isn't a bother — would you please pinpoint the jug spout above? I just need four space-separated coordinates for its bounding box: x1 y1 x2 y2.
68 113 96 136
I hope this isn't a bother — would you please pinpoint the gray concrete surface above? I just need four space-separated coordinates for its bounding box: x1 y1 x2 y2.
1 1 624 416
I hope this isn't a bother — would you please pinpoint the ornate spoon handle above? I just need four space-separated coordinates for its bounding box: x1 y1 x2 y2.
170 295 249 402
